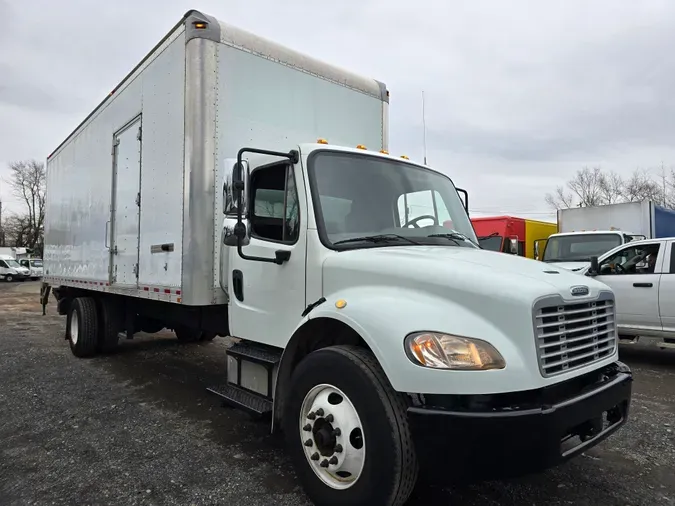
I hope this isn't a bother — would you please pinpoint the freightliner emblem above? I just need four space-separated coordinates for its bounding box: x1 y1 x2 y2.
570 285 590 296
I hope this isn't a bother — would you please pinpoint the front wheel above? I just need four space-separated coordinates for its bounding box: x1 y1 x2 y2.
283 345 418 506
5 274 13 282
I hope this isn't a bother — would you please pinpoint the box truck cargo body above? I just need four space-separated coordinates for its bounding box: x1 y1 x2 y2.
45 11 388 326
42 11 632 506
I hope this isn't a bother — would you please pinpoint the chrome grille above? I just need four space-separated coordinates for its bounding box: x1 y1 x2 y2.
534 295 616 377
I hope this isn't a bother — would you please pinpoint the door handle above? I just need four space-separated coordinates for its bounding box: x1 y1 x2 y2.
105 221 111 249
633 282 653 288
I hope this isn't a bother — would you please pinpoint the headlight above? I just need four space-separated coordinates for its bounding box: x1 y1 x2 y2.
404 332 506 370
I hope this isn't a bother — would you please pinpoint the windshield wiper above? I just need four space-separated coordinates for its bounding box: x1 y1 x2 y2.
333 234 421 246
478 232 500 239
427 232 476 246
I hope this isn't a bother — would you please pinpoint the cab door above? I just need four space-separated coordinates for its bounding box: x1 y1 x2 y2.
227 156 308 347
593 241 663 334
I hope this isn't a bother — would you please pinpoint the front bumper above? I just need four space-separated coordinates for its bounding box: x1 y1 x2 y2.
407 361 632 479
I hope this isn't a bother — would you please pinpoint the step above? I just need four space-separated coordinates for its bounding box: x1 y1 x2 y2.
227 341 282 365
657 341 675 350
207 383 273 416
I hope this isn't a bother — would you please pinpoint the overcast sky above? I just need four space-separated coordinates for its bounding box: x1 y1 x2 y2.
2 0 674 222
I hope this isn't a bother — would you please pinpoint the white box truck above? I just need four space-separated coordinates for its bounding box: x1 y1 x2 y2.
42 10 633 505
539 201 675 271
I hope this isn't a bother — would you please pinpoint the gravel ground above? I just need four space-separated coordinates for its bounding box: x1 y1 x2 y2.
1 282 674 505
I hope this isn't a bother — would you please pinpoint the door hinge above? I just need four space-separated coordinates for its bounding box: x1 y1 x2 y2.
135 192 141 207
137 127 142 141
111 138 120 155
133 263 139 278
112 245 118 255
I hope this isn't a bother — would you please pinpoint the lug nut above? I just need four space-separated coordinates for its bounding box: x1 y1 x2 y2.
325 414 334 423
307 412 316 420
329 456 338 465
320 459 329 468
334 444 343 453
304 439 313 447
311 452 320 461
332 428 341 437
303 424 312 431
316 408 324 417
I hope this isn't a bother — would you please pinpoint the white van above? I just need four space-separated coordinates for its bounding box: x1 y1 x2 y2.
19 258 44 280
0 255 30 282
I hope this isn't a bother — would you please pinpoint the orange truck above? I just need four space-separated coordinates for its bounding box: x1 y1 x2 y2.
471 216 557 259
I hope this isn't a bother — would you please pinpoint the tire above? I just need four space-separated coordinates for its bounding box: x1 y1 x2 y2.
200 331 217 342
5 275 13 282
174 325 202 343
67 297 99 358
97 298 121 353
283 345 418 506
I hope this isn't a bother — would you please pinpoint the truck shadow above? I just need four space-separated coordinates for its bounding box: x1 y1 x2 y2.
618 344 675 369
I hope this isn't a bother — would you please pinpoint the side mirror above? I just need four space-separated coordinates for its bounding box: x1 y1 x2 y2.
588 255 599 276
534 241 540 260
508 237 518 255
224 159 249 215
456 187 469 215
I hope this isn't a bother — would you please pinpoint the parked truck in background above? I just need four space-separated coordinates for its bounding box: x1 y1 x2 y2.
472 215 556 259
42 10 633 505
539 201 675 271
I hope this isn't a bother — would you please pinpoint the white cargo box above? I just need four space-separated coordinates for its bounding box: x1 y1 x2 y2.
44 10 389 307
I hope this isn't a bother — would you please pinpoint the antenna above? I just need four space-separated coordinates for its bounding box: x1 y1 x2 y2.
422 90 428 165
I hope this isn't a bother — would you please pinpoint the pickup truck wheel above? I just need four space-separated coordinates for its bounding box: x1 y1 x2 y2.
284 345 418 506
67 297 99 358
174 325 201 343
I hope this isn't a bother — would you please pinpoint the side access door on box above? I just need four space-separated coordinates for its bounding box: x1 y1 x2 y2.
110 116 142 287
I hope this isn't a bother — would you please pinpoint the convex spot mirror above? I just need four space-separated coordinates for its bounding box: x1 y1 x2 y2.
223 159 249 215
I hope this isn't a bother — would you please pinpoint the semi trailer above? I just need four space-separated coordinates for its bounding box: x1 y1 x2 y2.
42 10 632 506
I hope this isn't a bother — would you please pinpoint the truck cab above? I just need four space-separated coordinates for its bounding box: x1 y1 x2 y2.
540 230 641 271
217 140 633 504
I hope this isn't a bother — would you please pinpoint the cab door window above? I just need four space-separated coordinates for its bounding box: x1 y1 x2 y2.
599 243 661 275
250 163 300 244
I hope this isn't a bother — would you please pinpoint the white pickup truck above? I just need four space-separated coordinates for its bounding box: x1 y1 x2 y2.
583 237 675 349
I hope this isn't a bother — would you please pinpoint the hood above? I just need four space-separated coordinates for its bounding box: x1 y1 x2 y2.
322 246 609 303
546 261 590 272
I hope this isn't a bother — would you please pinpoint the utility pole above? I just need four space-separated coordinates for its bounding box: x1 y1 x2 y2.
422 90 428 165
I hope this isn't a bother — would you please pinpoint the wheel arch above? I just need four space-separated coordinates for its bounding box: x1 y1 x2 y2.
272 316 375 432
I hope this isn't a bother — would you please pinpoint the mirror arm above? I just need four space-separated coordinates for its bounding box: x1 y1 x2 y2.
233 147 299 265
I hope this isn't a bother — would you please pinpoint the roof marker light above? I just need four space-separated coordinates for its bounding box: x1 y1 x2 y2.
356 144 367 150
317 138 328 144
380 150 389 154
193 22 208 29
400 155 409 160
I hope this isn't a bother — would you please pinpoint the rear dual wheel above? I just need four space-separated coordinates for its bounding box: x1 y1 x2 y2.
66 297 120 357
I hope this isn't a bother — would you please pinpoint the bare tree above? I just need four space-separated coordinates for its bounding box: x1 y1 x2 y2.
598 171 624 204
4 159 46 251
622 168 663 203
545 166 609 209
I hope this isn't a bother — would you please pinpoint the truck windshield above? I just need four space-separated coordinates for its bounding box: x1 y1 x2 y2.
542 233 622 262
478 236 502 251
307 151 478 249
31 260 43 267
6 259 21 268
